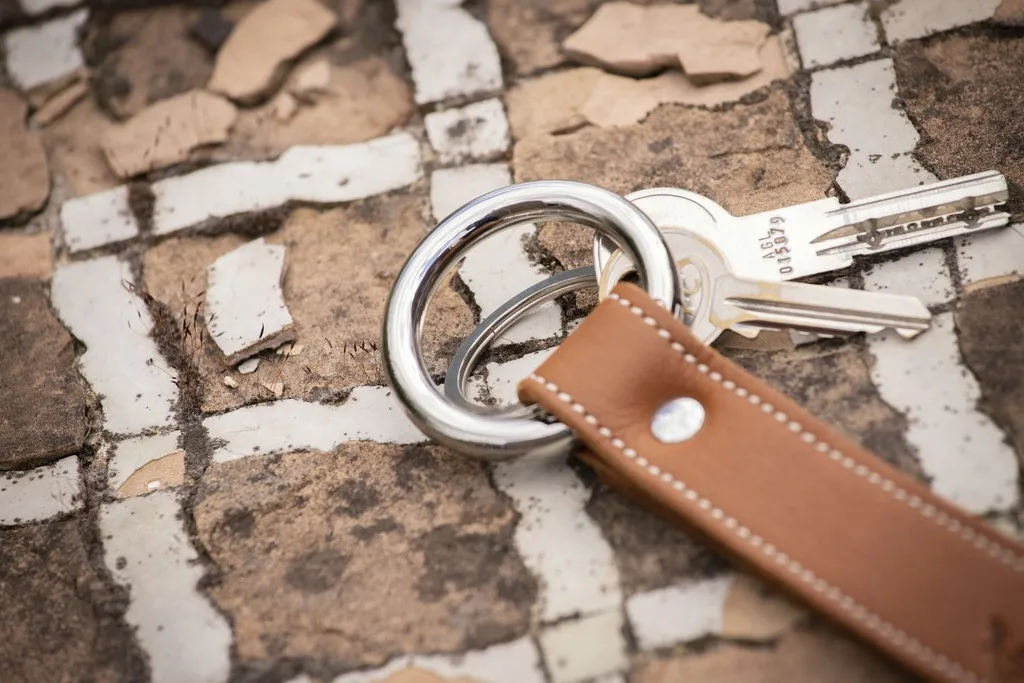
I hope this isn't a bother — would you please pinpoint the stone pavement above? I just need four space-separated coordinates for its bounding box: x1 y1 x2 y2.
0 1 1022 682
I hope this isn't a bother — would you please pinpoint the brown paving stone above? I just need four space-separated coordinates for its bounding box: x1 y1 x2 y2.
894 34 1024 219
0 519 144 683
0 233 52 279
513 89 831 271
488 0 772 77
956 280 1024 468
224 54 413 159
0 89 50 220
142 192 474 413
194 442 536 669
0 279 89 470
42 95 120 197
85 5 216 120
632 624 915 683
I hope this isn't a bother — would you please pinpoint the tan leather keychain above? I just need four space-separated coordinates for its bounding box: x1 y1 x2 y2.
518 282 1024 683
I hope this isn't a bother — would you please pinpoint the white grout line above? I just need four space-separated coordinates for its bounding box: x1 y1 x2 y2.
424 98 511 166
879 0 1003 43
792 2 879 69
61 186 140 253
51 255 179 436
0 455 80 525
2 9 88 90
625 575 734 650
538 609 628 683
107 432 182 494
101 490 232 683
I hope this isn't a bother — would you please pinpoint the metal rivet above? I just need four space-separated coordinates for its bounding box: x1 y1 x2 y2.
651 397 705 444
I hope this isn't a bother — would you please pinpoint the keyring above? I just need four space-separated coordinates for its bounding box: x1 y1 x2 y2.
381 180 682 461
443 267 594 419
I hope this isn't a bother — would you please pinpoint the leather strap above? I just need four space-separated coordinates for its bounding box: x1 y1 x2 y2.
518 283 1024 683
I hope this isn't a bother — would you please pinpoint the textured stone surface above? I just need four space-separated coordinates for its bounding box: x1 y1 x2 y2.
142 194 473 413
895 34 1024 219
194 442 536 669
0 89 51 220
957 280 1024 468
513 90 832 272
87 5 215 119
793 2 879 68
0 233 52 278
0 455 80 524
3 9 87 90
0 279 88 470
0 519 143 683
633 626 914 683
42 96 121 197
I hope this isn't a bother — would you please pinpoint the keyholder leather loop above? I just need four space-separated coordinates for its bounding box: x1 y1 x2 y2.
518 283 1024 683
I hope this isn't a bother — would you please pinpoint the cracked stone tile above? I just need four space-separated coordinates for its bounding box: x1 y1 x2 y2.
0 455 80 524
143 192 472 413
101 90 237 178
332 638 544 683
627 574 806 650
793 2 880 68
729 343 923 477
957 280 1024 470
206 237 295 364
3 9 88 91
811 58 937 200
425 99 510 165
102 490 233 683
51 256 178 435
431 165 561 345
108 431 184 497
151 132 421 235
513 90 831 272
632 625 914 683
60 185 140 253
539 610 628 683
208 0 336 104
0 519 144 682
776 0 844 15
860 246 954 306
563 3 769 81
394 0 502 105
194 442 536 669
881 0 1002 43
0 90 50 220
226 55 413 158
0 280 88 469
957 225 1024 291
867 312 1020 514
42 95 121 197
86 5 215 120
204 387 424 462
894 34 1024 219
0 233 51 278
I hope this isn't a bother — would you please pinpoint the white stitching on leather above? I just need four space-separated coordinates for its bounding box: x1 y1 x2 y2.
528 372 979 683
605 292 1024 572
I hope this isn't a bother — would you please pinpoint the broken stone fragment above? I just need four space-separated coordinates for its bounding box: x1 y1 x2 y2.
208 0 337 104
563 2 769 81
206 237 297 365
290 57 331 99
101 90 238 178
0 90 51 220
116 451 186 498
33 78 88 127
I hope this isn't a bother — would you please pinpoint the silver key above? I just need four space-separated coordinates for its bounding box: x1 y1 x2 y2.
594 171 1009 293
603 231 932 344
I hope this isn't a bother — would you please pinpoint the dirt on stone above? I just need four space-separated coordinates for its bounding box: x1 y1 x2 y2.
193 442 537 672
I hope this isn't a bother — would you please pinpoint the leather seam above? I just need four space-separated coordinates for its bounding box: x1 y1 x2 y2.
607 291 1024 570
529 371 977 683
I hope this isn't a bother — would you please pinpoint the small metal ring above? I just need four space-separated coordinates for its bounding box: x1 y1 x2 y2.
443 267 595 419
381 180 682 461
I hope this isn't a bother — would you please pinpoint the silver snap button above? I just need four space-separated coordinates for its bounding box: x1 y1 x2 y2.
651 397 705 444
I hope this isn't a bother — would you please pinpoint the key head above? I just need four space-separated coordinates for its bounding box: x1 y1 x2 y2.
602 228 735 344
592 188 733 297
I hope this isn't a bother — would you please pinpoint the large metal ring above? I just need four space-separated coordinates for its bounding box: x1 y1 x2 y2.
443 267 595 419
381 180 682 461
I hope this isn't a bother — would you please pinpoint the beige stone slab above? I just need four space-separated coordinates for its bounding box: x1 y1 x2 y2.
194 442 535 667
101 90 238 178
633 627 915 683
34 78 88 127
720 574 807 641
116 451 186 498
994 0 1024 24
563 2 769 80
141 191 473 413
42 96 120 197
208 0 337 104
0 90 50 220
225 56 412 158
0 233 52 279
